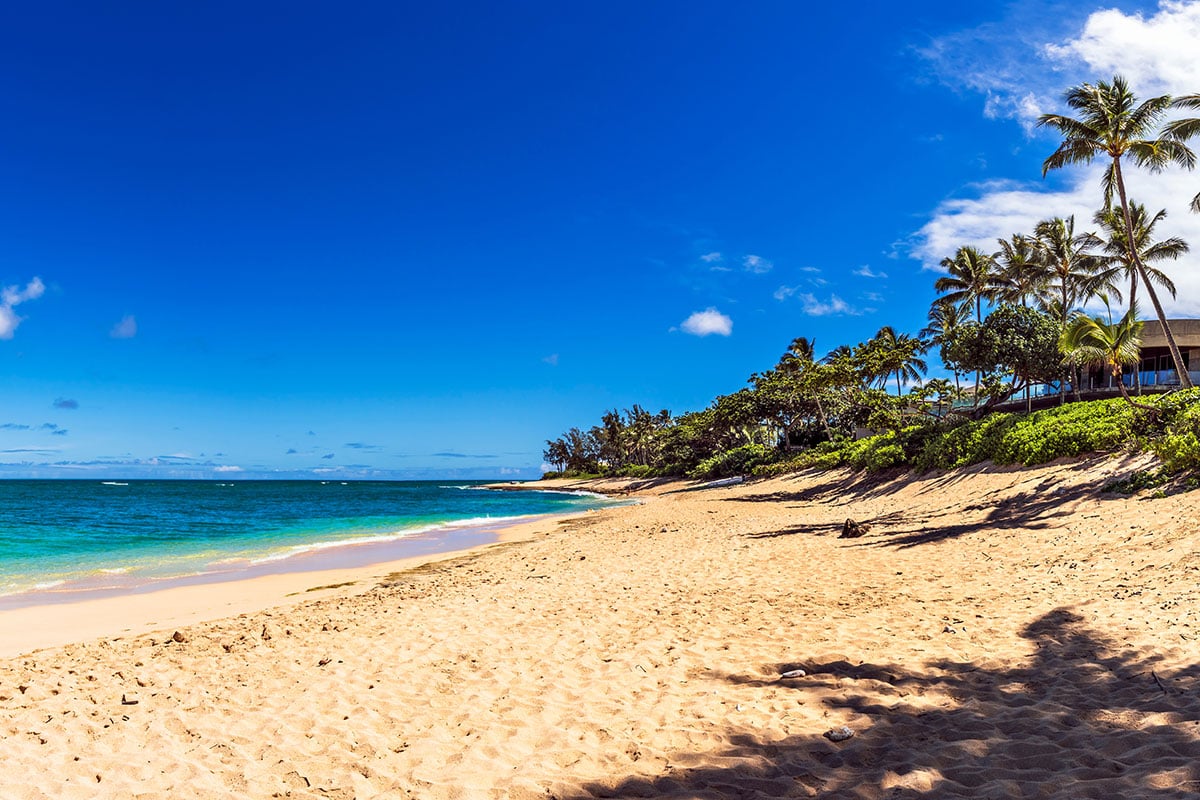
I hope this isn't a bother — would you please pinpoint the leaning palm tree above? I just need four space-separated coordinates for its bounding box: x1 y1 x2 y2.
1038 75 1196 388
934 245 1003 322
1060 305 1153 411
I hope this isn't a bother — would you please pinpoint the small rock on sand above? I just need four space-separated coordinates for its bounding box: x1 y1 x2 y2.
170 631 186 643
780 669 807 679
824 726 854 742
840 519 870 539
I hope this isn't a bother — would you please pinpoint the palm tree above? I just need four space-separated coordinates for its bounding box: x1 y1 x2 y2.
1093 201 1187 392
1032 215 1121 403
1038 76 1196 388
1060 305 1153 411
1032 216 1119 327
934 246 1003 322
1165 93 1200 212
866 326 928 396
995 233 1046 307
1093 202 1185 314
921 298 968 396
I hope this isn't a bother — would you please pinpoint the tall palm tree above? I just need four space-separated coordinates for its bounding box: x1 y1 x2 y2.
1031 216 1119 329
934 246 1003 322
995 233 1046 307
1093 202 1185 314
1031 215 1118 402
1165 93 1200 213
921 298 968 396
1060 305 1153 411
866 326 928 396
1038 75 1196 388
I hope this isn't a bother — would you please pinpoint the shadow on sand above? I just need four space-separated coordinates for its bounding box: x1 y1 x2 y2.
564 608 1200 798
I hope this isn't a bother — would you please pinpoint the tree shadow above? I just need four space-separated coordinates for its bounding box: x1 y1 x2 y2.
564 608 1200 798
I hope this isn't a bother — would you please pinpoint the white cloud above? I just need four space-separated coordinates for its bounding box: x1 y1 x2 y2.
679 307 733 336
1044 1 1200 97
0 277 45 340
110 314 137 339
542 353 559 366
854 266 888 279
773 285 798 301
699 251 723 263
213 465 243 473
795 293 857 317
742 254 773 274
799 266 821 273
913 1 1200 316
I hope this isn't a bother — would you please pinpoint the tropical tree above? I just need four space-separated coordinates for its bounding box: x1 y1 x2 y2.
1093 202 1185 315
863 325 928 396
995 233 1046 307
922 298 969 395
1038 75 1196 388
934 246 1003 322
1060 305 1153 411
1031 216 1118 326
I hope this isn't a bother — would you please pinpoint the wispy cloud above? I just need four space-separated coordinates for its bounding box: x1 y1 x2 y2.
742 254 773 274
678 308 733 337
54 398 79 410
286 448 298 454
110 314 137 339
542 353 559 366
699 251 723 263
0 277 45 340
432 452 499 459
213 465 243 473
0 423 31 430
854 266 888 279
344 442 383 451
321 453 335 459
795 293 858 317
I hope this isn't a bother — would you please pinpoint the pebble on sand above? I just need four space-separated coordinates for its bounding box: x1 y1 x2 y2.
823 727 854 742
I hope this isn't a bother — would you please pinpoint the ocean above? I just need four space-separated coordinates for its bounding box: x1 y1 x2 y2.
0 480 619 605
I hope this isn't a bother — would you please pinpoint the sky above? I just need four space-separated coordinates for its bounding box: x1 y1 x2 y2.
2 0 1199 479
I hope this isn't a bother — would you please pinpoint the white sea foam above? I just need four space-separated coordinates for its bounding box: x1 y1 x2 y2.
244 514 536 565
101 481 130 486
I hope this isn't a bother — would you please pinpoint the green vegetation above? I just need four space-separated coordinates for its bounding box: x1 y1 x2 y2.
543 75 1200 484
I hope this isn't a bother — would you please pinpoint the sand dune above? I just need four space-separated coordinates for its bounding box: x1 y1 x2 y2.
2 454 1200 798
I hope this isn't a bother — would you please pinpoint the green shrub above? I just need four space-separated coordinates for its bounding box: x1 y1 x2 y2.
992 398 1134 465
1151 396 1200 471
688 443 777 479
913 413 1016 471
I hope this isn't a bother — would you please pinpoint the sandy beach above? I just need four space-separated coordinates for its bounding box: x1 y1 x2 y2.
3 456 1200 798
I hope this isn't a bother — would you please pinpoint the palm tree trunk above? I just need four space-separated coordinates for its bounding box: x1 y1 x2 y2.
1113 157 1192 389
1115 368 1158 413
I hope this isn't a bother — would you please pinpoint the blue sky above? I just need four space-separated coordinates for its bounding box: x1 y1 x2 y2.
2 0 1198 479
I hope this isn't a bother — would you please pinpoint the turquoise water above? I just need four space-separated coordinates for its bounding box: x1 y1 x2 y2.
0 480 617 600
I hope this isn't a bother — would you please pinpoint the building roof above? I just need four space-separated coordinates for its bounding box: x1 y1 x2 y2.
1139 319 1200 350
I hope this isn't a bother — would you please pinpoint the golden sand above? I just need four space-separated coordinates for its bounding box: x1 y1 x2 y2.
2 454 1199 798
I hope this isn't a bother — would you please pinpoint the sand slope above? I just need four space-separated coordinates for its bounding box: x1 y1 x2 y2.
2 454 1200 798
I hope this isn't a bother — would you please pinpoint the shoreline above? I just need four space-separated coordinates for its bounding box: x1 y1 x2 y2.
0 509 595 658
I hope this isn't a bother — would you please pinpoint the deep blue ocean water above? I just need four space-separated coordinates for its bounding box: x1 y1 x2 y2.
0 480 618 600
